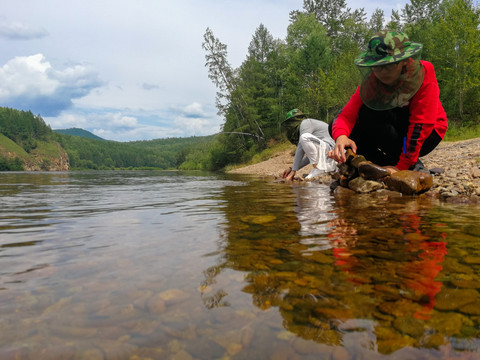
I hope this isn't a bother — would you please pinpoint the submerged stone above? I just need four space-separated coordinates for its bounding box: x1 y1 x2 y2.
385 170 433 195
240 215 276 225
393 316 425 337
435 288 479 311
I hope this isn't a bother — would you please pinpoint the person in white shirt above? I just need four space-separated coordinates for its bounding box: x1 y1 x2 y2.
281 109 337 181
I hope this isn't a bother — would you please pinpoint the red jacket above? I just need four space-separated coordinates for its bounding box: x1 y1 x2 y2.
332 61 448 170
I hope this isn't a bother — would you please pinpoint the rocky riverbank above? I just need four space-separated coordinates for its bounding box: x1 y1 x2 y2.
229 138 480 203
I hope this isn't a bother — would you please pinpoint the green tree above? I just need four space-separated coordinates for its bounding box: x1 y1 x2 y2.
369 9 385 33
385 10 402 31
428 0 480 123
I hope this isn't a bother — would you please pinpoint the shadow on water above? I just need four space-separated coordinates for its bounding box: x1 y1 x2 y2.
202 178 480 359
1 171 479 359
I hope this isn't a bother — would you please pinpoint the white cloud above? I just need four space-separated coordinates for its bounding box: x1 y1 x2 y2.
182 102 207 118
0 54 102 116
0 21 48 40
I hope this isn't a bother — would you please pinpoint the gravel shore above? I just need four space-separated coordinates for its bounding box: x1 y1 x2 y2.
229 138 480 203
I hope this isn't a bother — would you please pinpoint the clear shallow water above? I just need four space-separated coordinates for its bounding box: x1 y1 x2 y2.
1 171 479 359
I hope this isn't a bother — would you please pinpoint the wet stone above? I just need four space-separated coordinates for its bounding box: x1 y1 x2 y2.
378 299 421 317
463 255 480 265
348 177 384 193
459 302 480 316
393 316 425 337
158 289 190 305
427 312 468 336
333 185 356 196
420 333 448 349
147 294 166 314
435 288 480 311
358 161 390 180
451 278 480 289
385 170 433 195
350 154 367 168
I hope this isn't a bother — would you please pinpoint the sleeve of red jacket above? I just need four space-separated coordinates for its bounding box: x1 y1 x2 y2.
331 87 363 140
396 61 442 170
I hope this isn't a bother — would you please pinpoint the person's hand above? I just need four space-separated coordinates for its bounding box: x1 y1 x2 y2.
282 167 296 180
384 166 399 175
332 135 357 163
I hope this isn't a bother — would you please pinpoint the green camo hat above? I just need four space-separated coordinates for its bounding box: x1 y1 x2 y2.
354 30 423 67
282 109 307 145
284 109 305 122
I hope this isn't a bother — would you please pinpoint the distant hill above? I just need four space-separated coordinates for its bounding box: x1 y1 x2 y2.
54 128 105 141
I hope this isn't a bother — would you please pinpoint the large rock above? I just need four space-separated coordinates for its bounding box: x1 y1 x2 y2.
385 170 433 195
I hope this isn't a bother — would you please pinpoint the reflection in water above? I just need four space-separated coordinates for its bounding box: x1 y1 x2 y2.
206 180 480 357
1 172 480 359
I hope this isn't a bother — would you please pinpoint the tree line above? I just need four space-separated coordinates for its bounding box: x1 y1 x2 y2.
54 133 215 170
202 0 480 169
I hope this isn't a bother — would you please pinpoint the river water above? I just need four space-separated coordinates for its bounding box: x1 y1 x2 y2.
1 171 479 359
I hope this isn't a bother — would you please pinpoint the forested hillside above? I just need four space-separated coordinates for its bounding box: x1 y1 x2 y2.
0 106 217 171
202 0 480 169
54 133 215 170
0 107 69 171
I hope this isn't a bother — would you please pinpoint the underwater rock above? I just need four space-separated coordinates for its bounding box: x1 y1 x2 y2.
427 311 467 336
393 316 425 337
434 288 479 311
147 294 166 314
158 289 190 305
385 170 433 195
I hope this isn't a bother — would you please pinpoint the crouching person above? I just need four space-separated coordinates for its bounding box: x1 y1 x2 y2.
281 109 337 181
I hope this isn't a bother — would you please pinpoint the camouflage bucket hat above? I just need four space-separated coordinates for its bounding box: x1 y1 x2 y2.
354 30 423 67
282 109 306 145
284 109 305 123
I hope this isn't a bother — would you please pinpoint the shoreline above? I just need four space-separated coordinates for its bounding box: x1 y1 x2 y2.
229 138 480 203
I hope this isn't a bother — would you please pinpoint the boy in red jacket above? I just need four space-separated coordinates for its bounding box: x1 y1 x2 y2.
329 30 448 173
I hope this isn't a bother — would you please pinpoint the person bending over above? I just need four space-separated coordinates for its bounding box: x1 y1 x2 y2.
329 30 448 174
282 109 337 181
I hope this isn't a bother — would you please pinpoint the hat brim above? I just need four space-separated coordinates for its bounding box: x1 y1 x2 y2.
354 43 423 67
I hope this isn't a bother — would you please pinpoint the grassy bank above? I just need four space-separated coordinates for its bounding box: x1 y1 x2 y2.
444 122 480 142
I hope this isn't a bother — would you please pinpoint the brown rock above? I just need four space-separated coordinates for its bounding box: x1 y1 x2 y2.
385 170 433 195
348 177 384 193
358 161 390 180
333 185 356 196
472 168 480 178
350 154 367 168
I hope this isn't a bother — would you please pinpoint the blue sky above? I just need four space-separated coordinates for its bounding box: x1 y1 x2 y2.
1 0 408 142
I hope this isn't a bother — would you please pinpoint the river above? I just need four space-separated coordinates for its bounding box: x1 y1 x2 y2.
1 171 479 359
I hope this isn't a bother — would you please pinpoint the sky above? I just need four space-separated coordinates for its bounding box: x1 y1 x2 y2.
1 0 408 142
